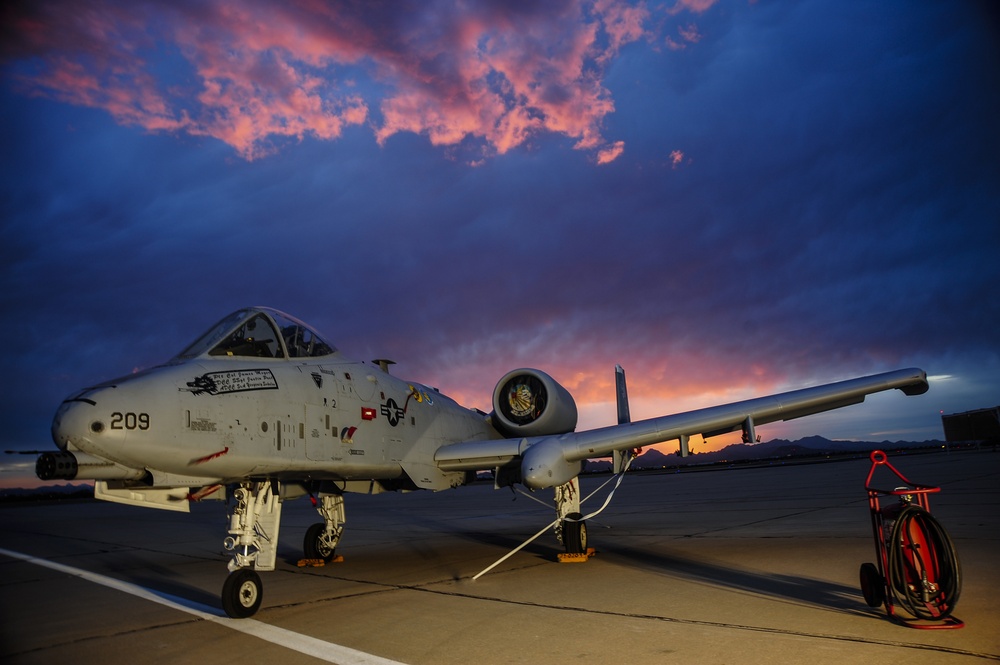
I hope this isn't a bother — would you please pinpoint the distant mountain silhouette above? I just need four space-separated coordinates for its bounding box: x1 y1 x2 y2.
584 436 947 472
0 483 93 502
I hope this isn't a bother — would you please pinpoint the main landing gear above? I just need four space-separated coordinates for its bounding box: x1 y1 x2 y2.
304 493 345 561
555 477 588 555
219 481 348 618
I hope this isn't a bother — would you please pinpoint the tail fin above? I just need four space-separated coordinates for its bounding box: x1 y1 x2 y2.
613 365 631 474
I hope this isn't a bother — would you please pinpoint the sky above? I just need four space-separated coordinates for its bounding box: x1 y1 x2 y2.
2 0 999 488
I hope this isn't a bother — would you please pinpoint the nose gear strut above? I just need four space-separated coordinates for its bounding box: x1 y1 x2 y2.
221 480 282 618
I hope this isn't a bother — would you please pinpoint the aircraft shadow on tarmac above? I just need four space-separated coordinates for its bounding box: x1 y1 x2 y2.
105 550 229 611
277 522 545 581
274 503 874 620
601 543 871 616
277 499 564 570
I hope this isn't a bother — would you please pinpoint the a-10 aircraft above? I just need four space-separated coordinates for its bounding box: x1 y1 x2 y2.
37 307 929 617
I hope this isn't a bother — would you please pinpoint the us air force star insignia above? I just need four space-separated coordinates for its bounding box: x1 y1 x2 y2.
380 398 405 427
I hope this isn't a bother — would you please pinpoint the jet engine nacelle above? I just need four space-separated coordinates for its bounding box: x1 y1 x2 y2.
491 369 578 437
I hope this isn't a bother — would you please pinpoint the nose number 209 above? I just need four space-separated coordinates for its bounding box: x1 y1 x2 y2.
111 412 150 430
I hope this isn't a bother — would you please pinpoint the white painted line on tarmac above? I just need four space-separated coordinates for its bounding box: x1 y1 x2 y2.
0 547 407 665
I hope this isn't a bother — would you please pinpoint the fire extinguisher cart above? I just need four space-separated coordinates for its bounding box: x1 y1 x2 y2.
860 449 963 629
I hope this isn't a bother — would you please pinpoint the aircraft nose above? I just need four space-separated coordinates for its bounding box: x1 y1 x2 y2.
51 398 101 451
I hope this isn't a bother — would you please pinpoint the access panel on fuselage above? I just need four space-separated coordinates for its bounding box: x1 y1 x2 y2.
303 364 389 467
303 367 349 462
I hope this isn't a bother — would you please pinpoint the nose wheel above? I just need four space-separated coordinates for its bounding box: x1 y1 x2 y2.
222 569 263 618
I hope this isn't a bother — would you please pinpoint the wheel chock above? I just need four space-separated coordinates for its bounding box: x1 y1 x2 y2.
558 547 596 563
297 555 344 567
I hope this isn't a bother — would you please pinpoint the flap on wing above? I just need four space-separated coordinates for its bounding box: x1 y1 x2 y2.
701 396 863 439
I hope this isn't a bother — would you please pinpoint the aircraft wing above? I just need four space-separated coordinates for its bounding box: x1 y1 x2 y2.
434 367 928 489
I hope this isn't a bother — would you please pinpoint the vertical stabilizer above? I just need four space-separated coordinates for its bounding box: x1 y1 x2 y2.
613 365 631 474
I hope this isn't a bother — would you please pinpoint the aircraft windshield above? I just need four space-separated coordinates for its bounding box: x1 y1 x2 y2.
209 313 284 358
270 310 336 358
175 308 336 359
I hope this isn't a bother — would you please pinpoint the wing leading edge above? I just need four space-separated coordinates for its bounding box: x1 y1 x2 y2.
435 367 928 489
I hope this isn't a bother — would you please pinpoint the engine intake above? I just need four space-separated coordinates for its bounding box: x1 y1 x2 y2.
492 369 578 437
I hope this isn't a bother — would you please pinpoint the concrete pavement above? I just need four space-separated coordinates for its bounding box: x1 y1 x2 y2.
2 448 997 664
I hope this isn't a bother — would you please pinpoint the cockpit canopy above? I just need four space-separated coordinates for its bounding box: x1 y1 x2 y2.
176 307 337 360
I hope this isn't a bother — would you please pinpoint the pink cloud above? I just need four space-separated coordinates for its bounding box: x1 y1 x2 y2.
677 23 703 43
374 3 622 157
593 0 650 61
667 0 719 15
597 140 625 164
3 0 664 160
665 21 704 50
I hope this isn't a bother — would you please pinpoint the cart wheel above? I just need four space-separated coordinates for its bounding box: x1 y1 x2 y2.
860 562 884 608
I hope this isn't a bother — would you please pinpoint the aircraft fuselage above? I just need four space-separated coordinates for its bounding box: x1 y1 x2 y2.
50 355 495 491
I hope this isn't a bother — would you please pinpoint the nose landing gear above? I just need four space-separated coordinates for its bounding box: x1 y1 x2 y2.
220 480 282 618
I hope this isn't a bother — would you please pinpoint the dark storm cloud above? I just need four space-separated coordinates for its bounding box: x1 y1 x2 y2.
2 1 998 485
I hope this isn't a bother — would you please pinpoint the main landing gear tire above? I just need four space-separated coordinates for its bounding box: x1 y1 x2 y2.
563 513 588 554
222 569 263 618
304 522 337 561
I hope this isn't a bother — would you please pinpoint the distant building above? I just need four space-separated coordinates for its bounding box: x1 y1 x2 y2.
941 406 1000 442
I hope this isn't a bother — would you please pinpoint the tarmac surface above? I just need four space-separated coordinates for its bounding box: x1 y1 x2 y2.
2 447 998 664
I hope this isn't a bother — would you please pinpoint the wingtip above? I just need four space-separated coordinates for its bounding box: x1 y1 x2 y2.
898 368 929 396
900 380 929 396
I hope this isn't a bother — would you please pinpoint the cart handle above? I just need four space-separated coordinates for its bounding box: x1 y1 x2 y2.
864 449 941 496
